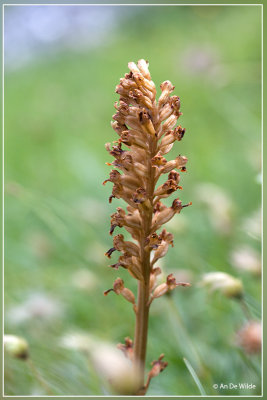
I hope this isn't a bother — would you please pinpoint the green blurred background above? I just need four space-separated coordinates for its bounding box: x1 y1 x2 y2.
4 4 262 396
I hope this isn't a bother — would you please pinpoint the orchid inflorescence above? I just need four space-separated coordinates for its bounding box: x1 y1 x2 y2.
103 59 191 394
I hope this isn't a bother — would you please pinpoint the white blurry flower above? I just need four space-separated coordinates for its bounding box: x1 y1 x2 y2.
236 321 261 354
242 208 261 241
230 246 261 276
72 269 98 291
60 332 95 353
4 334 29 359
7 293 63 325
92 344 139 394
200 272 243 299
195 183 233 234
60 333 140 394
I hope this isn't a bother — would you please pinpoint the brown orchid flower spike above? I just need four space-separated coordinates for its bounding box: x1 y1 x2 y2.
103 59 192 395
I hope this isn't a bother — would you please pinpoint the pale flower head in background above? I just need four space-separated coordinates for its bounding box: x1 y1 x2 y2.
195 183 234 235
200 271 243 299
230 246 261 276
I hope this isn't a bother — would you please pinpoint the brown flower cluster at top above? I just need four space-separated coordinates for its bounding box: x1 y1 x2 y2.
103 59 191 394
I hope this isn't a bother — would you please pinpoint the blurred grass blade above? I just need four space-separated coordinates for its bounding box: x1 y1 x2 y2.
183 357 206 396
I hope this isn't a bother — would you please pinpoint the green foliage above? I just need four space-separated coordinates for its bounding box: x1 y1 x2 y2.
4 5 261 396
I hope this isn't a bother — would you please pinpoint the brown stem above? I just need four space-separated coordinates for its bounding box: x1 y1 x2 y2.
133 209 152 388
133 111 158 392
134 280 150 386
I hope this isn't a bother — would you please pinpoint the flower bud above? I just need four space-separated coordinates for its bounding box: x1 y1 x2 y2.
113 234 140 257
121 287 136 305
151 273 190 301
120 77 137 90
160 126 185 148
139 110 156 135
158 81 175 107
161 156 188 174
151 230 174 266
4 335 29 360
152 282 169 299
133 71 155 93
129 89 153 109
154 179 180 198
159 102 173 122
137 59 151 80
128 61 140 74
170 96 181 114
162 114 178 131
104 278 136 307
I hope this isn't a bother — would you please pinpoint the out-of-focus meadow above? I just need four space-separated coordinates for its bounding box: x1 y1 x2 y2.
4 5 261 396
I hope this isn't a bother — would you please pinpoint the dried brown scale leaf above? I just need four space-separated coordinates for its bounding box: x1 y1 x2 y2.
141 354 168 394
117 337 134 361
